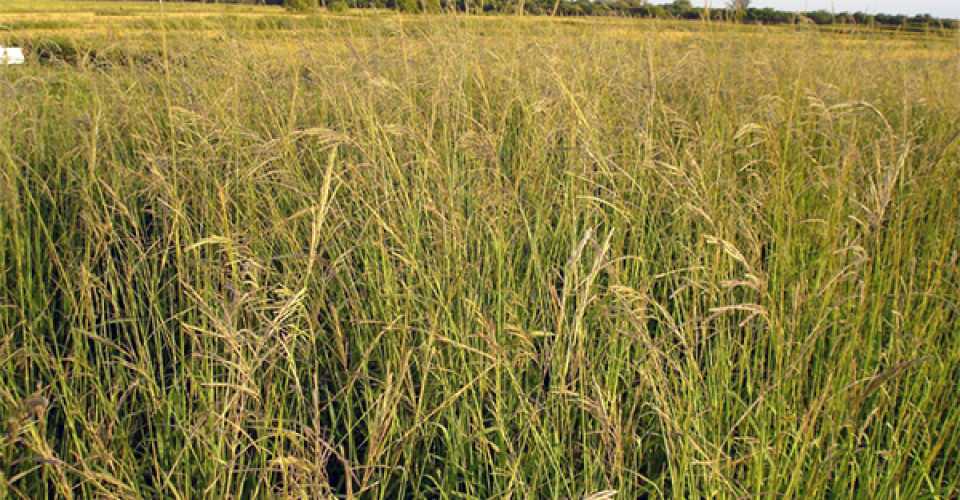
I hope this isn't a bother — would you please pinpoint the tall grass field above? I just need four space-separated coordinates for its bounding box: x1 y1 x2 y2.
1 2 959 498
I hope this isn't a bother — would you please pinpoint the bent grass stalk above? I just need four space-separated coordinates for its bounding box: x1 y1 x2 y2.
0 6 958 499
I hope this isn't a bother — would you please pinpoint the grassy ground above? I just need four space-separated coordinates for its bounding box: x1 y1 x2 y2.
1 3 959 498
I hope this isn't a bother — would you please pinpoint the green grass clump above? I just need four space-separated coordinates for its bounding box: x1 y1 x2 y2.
0 20 83 31
1 9 959 499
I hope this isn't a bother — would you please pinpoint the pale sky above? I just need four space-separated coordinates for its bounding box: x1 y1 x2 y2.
698 0 960 18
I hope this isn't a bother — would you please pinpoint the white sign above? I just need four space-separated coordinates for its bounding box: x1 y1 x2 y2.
1 46 25 65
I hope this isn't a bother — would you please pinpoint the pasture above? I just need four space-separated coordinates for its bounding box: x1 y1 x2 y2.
1 2 959 498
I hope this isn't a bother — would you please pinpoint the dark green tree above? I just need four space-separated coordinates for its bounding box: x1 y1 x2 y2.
727 0 749 11
727 0 749 20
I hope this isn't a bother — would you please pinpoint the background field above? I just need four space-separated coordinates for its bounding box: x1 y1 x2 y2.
2 3 960 498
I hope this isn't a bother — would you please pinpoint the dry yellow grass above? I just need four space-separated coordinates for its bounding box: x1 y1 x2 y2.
1 4 958 499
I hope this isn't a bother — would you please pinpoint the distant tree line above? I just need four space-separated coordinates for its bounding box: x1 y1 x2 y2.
163 0 960 30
